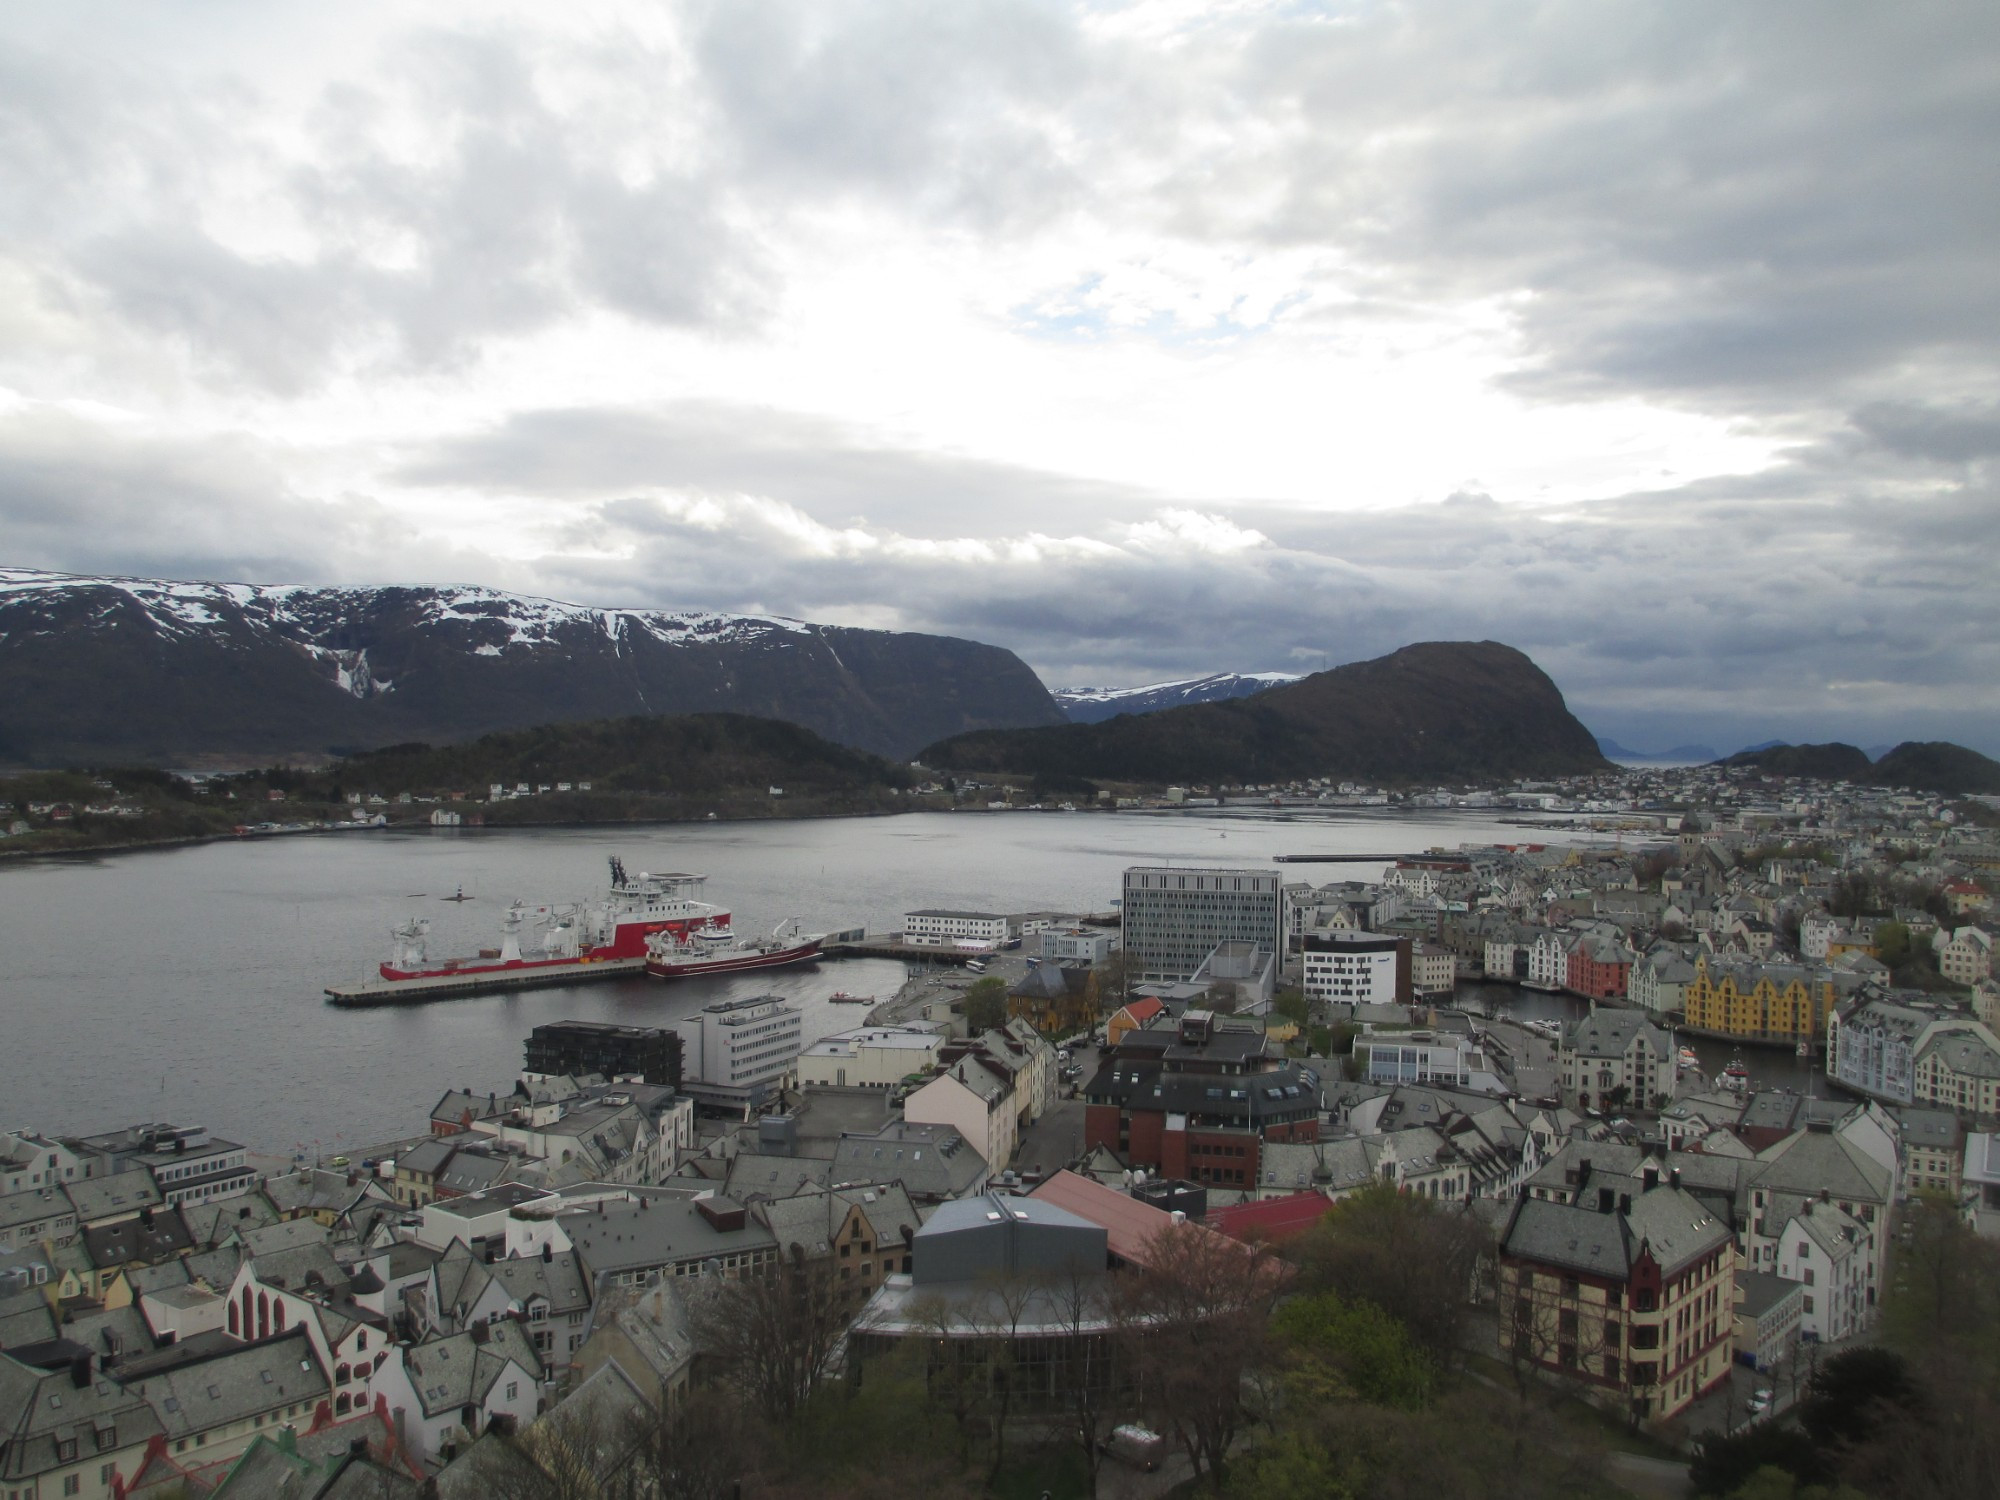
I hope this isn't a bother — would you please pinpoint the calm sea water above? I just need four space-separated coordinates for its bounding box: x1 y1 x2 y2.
0 808 1812 1152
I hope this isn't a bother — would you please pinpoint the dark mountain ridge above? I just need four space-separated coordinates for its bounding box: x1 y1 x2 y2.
0 568 1064 766
1722 742 1876 780
921 641 1610 785
1870 741 2000 795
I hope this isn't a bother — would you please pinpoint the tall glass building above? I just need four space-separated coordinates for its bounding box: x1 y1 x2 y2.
1121 866 1282 983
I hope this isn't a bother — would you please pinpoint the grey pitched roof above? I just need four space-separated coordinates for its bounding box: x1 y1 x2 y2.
398 1321 541 1418
831 1122 989 1201
0 1348 165 1484
722 1153 833 1201
485 1250 592 1318
1919 1025 2000 1079
1502 1183 1728 1280
63 1172 162 1225
1748 1125 1893 1206
1562 1009 1672 1060
116 1328 328 1442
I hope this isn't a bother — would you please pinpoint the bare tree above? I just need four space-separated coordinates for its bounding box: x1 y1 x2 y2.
1119 1222 1280 1493
906 1292 986 1468
1040 1262 1122 1497
973 1270 1043 1484
692 1247 850 1423
623 1384 759 1500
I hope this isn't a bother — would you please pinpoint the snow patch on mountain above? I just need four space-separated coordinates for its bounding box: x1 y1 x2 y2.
0 568 814 654
1053 671 1302 722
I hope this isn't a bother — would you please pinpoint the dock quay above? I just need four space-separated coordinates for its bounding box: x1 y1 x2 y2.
325 957 647 1006
821 939 994 965
1272 853 1422 863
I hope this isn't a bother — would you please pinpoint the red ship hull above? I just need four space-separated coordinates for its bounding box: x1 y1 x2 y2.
644 937 824 980
381 914 719 981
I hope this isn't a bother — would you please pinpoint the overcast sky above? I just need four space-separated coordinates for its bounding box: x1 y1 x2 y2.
3 1 1996 755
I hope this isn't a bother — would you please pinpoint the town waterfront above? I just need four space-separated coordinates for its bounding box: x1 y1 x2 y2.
1 807 1805 1150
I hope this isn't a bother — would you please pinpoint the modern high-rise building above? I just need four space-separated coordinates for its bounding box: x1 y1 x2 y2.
670 995 803 1112
1120 866 1282 984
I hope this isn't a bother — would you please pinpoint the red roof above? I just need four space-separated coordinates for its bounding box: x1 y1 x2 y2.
1029 1170 1177 1265
1118 997 1166 1025
1208 1191 1336 1244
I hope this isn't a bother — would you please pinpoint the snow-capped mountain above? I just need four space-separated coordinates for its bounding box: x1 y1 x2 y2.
0 568 1063 765
1053 672 1302 724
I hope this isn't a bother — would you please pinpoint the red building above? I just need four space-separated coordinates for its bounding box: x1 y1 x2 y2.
1082 1011 1320 1188
1566 934 1633 1001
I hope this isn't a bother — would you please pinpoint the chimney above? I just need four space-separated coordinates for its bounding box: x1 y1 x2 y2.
69 1353 92 1388
1670 1168 1682 1190
1618 1193 1632 1214
540 1243 552 1263
1597 1187 1615 1214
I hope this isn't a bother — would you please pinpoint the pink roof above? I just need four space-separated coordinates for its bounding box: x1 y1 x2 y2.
1208 1191 1336 1244
1028 1170 1175 1265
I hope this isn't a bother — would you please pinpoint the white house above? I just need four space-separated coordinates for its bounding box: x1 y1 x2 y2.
1774 1198 1869 1342
904 1057 1019 1170
372 1323 544 1465
1526 931 1571 991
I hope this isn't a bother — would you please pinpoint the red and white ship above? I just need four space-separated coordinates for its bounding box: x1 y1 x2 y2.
645 914 824 980
369 858 728 987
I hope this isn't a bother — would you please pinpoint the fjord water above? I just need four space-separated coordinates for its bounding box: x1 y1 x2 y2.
0 809 1805 1151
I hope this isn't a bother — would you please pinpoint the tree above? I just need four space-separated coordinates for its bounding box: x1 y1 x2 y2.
1797 1347 1925 1455
1120 1222 1280 1493
691 1250 850 1423
1273 987 1310 1028
1288 1184 1483 1366
622 1386 758 1500
1270 1290 1433 1411
1041 1261 1123 1496
962 976 1009 1032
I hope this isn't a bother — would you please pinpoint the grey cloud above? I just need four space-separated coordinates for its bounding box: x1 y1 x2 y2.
1215 3 2000 411
690 0 1088 230
394 400 1158 535
5 26 767 390
1851 401 2000 464
0 407 483 587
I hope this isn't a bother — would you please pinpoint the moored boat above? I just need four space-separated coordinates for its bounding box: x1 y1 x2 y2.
347 858 728 999
645 915 824 980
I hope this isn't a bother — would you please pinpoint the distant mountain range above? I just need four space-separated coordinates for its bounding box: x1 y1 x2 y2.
1594 736 1722 764
1053 672 1302 723
0 569 1064 766
925 641 1611 786
1722 740 2000 794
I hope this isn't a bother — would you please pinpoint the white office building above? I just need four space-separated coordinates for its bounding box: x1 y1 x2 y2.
1301 931 1405 1005
1121 867 1282 983
798 1026 945 1090
672 996 803 1110
904 910 1010 943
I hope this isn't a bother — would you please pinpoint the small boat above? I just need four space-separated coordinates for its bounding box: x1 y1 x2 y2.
828 990 875 1004
440 885 474 903
1719 1059 1751 1095
1678 1046 1700 1072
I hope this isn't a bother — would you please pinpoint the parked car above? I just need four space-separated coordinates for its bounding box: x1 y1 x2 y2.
1746 1389 1772 1415
1103 1424 1166 1471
